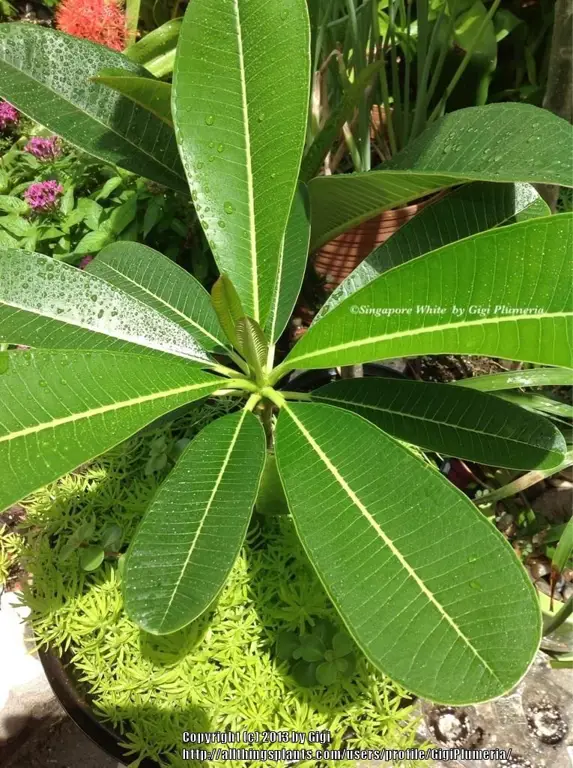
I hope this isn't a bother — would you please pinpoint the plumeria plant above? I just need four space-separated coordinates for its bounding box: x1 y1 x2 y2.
0 0 572 705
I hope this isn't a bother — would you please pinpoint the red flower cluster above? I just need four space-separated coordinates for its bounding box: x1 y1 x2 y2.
56 0 127 51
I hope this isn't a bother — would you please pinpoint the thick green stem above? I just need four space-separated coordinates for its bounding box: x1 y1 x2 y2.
211 363 249 380
280 391 313 401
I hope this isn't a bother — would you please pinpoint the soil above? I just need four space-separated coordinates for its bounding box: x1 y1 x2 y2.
413 354 507 383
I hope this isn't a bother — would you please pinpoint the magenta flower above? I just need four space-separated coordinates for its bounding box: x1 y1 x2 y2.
0 101 19 131
25 136 62 161
24 180 65 213
78 255 94 270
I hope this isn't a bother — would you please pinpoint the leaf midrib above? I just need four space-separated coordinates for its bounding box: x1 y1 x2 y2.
289 311 572 367
231 0 259 321
0 378 219 443
284 402 505 687
314 392 558 453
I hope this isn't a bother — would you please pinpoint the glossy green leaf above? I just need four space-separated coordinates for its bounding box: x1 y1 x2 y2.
317 182 550 321
309 103 573 249
92 70 173 126
235 316 268 371
312 378 567 470
453 0 497 63
0 196 29 215
0 24 186 193
264 185 311 345
172 0 311 324
0 349 223 513
124 410 265 634
124 17 182 77
280 215 573 374
275 402 541 703
0 249 210 363
80 545 105 572
453 367 573 391
211 275 246 350
86 242 227 353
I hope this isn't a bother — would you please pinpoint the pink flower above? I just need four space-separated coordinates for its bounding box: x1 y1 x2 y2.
0 101 19 131
25 136 62 161
79 255 94 270
24 181 65 213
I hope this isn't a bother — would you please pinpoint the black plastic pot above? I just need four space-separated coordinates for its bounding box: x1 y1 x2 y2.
37 362 408 765
39 648 160 767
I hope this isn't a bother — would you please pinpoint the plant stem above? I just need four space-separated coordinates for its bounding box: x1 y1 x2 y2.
543 596 573 636
260 400 274 448
214 378 258 395
227 350 250 374
268 361 293 388
280 391 313 401
244 393 262 412
211 363 249 380
124 0 141 47
261 387 287 410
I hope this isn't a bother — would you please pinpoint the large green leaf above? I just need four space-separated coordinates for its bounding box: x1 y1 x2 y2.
453 367 573 391
86 242 228 353
0 249 210 363
0 24 186 193
0 349 223 513
316 182 550 321
275 402 541 703
312 378 567 470
92 70 173 126
124 409 265 634
264 185 311 345
309 103 573 249
278 215 573 374
172 0 311 324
